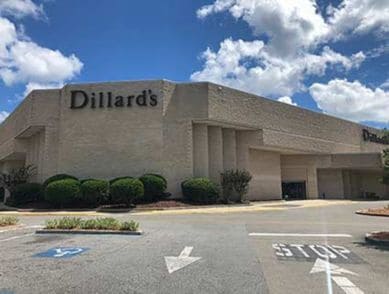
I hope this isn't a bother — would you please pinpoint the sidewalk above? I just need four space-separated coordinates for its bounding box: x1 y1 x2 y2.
0 199 353 216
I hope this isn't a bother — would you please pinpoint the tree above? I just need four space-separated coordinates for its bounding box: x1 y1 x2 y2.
220 169 252 203
382 149 389 185
0 165 36 204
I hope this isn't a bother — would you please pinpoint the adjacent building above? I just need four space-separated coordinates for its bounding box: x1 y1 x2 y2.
1 80 388 200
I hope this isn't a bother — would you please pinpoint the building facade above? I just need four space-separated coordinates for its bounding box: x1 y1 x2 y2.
1 80 388 200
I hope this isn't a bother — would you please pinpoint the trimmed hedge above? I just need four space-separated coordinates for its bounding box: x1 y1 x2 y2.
110 178 144 206
45 179 81 208
43 174 78 188
80 179 109 207
109 176 133 185
139 174 167 202
181 177 219 204
9 183 42 205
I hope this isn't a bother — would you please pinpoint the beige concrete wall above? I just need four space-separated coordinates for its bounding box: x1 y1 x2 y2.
222 129 237 170
317 169 344 199
248 149 282 200
208 126 223 183
193 124 209 178
208 83 388 154
57 81 165 180
281 155 319 199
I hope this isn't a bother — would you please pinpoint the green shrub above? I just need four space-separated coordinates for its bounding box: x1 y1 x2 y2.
139 174 167 202
220 169 252 203
0 216 18 226
45 217 82 229
120 220 139 231
110 178 144 206
43 174 78 188
9 183 42 205
45 217 139 231
181 177 219 204
109 176 133 185
80 179 109 207
144 173 167 185
45 179 81 208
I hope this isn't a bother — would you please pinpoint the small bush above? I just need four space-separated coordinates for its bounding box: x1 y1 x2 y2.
110 178 144 206
45 217 139 231
43 174 78 188
181 177 219 204
0 216 19 226
80 179 109 207
220 169 252 203
139 174 167 202
144 173 167 185
45 179 81 208
109 176 133 185
9 183 42 205
45 217 82 229
120 220 139 231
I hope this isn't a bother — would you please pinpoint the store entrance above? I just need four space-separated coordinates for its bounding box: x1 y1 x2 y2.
282 182 307 200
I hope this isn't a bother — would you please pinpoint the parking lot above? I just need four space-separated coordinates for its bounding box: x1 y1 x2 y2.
1 200 388 294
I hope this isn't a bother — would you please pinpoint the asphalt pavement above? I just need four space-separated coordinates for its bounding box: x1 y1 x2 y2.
0 200 388 294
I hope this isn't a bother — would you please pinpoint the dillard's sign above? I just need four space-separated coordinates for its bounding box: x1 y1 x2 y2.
362 129 389 145
70 89 158 109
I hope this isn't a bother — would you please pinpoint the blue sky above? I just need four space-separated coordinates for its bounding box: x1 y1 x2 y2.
0 0 388 128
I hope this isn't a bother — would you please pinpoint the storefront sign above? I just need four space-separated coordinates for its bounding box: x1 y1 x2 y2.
70 90 158 109
362 129 389 145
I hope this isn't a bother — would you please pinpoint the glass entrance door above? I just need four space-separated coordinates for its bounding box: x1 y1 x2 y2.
282 182 307 200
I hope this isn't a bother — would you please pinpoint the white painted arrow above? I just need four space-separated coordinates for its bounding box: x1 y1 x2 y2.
310 258 357 276
164 246 201 274
310 258 364 294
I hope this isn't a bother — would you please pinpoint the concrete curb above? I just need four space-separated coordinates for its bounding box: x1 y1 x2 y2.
36 229 143 235
356 210 389 217
365 232 389 246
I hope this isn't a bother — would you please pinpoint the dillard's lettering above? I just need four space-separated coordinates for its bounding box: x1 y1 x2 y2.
70 90 158 109
362 129 389 145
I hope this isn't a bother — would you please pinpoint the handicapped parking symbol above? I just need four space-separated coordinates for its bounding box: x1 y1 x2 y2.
34 247 89 258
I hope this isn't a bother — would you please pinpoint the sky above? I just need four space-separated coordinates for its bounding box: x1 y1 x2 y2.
0 0 388 128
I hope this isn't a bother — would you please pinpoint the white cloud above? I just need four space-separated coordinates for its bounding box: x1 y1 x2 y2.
0 0 44 19
0 1 83 97
0 110 10 123
197 0 389 49
191 39 364 97
277 96 297 106
198 0 329 57
0 41 83 86
309 79 389 123
327 0 389 39
23 82 64 97
380 79 389 90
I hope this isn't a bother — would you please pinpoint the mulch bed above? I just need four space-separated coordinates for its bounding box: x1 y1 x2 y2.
370 232 389 240
356 208 389 217
136 200 191 209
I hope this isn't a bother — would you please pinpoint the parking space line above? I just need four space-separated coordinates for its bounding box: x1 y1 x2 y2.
0 225 43 233
0 233 35 242
249 233 352 237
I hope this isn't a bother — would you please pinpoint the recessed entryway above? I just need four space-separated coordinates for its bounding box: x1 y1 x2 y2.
282 181 306 200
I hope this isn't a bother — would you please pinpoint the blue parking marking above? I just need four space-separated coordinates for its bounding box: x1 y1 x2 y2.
33 247 89 258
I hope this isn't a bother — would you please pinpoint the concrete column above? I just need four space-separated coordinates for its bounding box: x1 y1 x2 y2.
222 129 237 171
208 126 223 183
342 170 351 198
193 124 209 177
236 131 250 170
307 166 319 199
